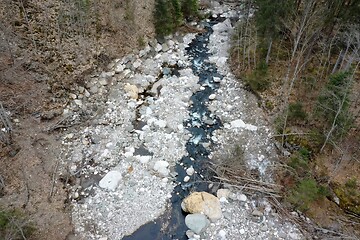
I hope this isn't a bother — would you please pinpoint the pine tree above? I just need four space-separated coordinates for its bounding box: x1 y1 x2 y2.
154 0 174 36
181 0 199 20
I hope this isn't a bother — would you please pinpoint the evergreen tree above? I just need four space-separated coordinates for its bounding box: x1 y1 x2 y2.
181 0 199 20
154 0 174 36
170 0 183 28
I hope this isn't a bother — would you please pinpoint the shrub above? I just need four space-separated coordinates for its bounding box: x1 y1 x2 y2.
288 102 307 123
288 148 311 177
244 61 270 92
0 208 35 239
334 180 360 215
287 178 328 212
345 177 357 189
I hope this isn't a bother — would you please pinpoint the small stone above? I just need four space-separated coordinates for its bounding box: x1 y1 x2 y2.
213 77 221 82
133 59 142 69
78 86 85 93
153 161 170 176
185 213 210 234
186 166 195 176
72 191 79 199
184 176 190 182
156 120 167 128
284 151 291 157
124 83 139 99
209 94 216 100
99 78 108 86
84 89 90 97
162 67 171 75
136 155 151 164
64 133 74 139
218 230 226 239
217 189 230 199
162 43 169 52
90 85 99 94
239 229 245 234
252 209 263 217
115 63 125 73
289 232 300 239
74 100 82 106
69 93 77 99
186 230 195 239
155 43 162 52
237 193 247 202
99 171 122 191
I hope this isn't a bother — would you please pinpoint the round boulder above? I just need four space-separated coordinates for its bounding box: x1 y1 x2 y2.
181 191 222 222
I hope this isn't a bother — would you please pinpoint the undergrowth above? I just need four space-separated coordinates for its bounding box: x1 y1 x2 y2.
0 208 35 240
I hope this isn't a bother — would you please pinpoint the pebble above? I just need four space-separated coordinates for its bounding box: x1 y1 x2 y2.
218 229 226 239
184 176 190 182
217 189 230 199
252 209 264 217
237 193 247 202
186 166 195 176
209 94 216 100
99 78 108 86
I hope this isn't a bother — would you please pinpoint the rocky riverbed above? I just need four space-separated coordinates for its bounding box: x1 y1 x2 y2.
61 2 304 240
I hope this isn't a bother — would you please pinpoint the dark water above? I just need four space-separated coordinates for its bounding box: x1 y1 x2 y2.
123 17 224 240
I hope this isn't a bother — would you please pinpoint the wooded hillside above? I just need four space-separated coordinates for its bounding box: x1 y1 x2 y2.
230 0 360 235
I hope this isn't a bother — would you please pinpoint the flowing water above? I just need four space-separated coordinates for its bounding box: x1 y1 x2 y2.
123 17 225 240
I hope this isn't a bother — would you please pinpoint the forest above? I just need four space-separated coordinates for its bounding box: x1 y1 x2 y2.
229 0 360 233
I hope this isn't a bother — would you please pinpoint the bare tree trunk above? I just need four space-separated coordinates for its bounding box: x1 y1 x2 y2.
320 62 359 152
332 49 343 73
265 38 272 64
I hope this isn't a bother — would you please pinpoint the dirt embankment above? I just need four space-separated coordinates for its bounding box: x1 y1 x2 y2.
0 0 155 239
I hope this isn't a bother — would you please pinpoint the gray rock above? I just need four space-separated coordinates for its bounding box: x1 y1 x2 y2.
186 230 195 239
74 100 83 106
162 43 169 52
149 39 158 48
217 189 230 199
133 59 142 69
252 209 263 217
115 63 125 73
89 86 99 94
99 78 108 86
99 170 122 191
186 166 195 176
213 77 221 82
209 94 216 100
153 160 169 176
162 67 171 75
155 43 162 52
237 193 247 202
185 213 210 234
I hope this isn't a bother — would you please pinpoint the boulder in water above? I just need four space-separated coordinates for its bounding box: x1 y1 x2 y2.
181 192 222 222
